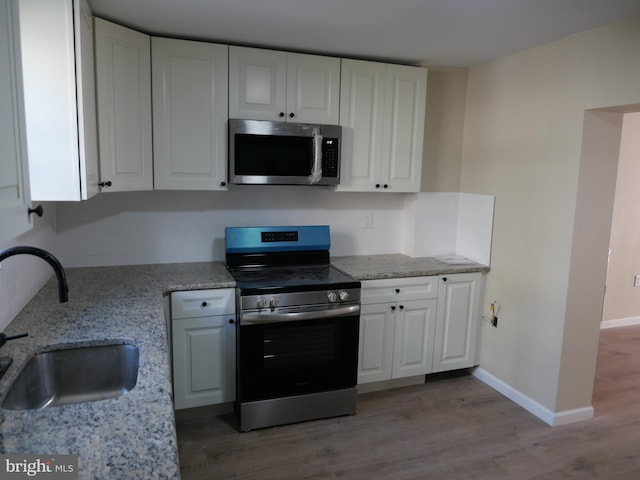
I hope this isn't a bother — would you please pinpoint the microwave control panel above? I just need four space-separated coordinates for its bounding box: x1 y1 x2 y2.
322 138 339 177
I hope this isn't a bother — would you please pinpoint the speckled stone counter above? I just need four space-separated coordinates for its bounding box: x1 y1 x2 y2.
0 262 235 480
332 253 489 280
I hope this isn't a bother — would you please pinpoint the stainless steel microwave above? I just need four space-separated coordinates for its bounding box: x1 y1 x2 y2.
228 119 341 186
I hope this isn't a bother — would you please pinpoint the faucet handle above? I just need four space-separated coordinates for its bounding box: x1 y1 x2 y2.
0 332 28 348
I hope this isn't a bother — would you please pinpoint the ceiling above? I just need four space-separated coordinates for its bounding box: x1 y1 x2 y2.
88 0 640 67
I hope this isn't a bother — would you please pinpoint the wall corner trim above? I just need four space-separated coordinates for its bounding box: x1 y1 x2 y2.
471 367 594 426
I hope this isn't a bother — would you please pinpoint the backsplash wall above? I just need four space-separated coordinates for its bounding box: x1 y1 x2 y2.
0 208 58 330
54 188 410 267
54 188 494 268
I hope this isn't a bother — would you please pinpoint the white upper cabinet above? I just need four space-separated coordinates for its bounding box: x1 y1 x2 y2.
19 0 99 201
152 38 229 190
94 18 152 192
229 47 286 122
0 0 32 243
338 59 427 193
229 46 340 124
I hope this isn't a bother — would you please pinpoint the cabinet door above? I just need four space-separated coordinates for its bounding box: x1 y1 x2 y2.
286 53 340 124
19 0 99 201
171 289 235 319
75 0 100 199
0 0 31 243
152 38 228 190
392 299 437 378
361 276 438 304
381 64 427 193
94 19 152 192
337 59 386 192
433 273 482 373
95 18 153 192
229 46 287 121
172 315 236 409
357 302 395 384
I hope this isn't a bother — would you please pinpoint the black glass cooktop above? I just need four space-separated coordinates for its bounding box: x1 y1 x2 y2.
228 263 359 295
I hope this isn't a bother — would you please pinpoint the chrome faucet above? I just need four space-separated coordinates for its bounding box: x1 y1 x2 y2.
0 246 69 303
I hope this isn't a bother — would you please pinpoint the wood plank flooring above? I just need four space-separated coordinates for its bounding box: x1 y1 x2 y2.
176 325 640 479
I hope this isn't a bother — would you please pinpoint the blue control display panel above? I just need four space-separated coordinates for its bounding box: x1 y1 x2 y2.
225 225 330 254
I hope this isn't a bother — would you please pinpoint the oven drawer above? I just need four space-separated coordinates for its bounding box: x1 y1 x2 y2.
171 288 235 319
361 276 437 304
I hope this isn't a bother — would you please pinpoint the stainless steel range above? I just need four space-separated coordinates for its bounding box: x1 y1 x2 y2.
225 225 361 431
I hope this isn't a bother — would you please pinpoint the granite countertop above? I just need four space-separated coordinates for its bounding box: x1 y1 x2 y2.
332 253 489 280
0 262 234 480
0 254 486 478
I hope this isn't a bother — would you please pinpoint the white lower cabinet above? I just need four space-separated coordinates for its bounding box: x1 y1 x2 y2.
433 272 483 373
171 289 236 410
358 273 483 386
358 277 437 384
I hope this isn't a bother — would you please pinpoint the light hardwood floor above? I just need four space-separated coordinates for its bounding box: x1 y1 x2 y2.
176 325 640 479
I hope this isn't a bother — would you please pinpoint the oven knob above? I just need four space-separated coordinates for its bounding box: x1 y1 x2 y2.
339 291 350 302
270 297 280 307
257 297 267 309
327 291 337 302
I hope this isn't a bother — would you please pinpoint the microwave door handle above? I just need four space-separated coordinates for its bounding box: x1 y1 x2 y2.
308 128 323 184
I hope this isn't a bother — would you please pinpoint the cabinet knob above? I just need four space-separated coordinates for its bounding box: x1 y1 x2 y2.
390 305 396 311
228 318 235 324
289 112 295 118
395 288 400 294
383 184 389 189
201 301 208 307
99 181 112 188
375 184 381 189
399 305 404 310
442 277 448 282
28 205 43 217
220 181 226 187
279 112 285 117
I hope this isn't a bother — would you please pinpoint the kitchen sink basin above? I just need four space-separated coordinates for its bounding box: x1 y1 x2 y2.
1 344 139 410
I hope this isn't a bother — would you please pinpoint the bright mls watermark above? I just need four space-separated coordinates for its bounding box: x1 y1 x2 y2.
0 455 77 479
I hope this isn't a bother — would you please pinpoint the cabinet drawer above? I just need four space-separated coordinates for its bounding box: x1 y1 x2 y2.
361 276 437 304
171 289 235 319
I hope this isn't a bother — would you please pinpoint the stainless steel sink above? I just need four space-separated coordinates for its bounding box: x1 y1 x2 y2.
1 344 139 410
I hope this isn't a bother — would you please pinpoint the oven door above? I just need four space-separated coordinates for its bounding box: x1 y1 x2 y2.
238 305 359 403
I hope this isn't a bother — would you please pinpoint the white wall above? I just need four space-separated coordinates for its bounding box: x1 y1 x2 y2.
461 16 640 422
403 192 494 265
53 188 494 268
602 112 640 326
0 205 58 330
53 188 407 267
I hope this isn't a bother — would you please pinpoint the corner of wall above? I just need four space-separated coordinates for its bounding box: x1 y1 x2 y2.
0 205 58 330
421 67 468 193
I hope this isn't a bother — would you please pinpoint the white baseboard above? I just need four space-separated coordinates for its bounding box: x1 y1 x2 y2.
471 367 594 426
600 316 640 329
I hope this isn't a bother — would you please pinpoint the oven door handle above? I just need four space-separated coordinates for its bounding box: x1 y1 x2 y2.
241 304 360 324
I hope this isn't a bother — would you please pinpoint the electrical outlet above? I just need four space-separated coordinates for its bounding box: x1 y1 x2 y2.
363 212 374 229
635 274 640 287
490 301 499 327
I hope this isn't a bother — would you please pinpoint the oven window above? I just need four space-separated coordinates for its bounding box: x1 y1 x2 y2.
234 134 313 176
239 316 359 402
